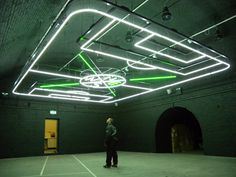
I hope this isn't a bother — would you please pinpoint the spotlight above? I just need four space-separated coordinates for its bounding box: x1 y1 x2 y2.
175 87 182 95
215 29 223 40
166 88 172 95
125 31 133 42
162 7 172 21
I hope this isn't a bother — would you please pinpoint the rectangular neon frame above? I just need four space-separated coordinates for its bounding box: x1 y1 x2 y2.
12 0 230 104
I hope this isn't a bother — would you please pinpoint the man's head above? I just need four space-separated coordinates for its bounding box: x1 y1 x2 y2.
106 118 113 124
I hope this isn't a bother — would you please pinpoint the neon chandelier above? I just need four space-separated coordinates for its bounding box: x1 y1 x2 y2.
12 0 230 104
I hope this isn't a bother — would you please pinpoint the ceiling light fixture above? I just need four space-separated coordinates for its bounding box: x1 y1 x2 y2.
127 60 155 70
162 6 172 21
28 88 113 103
78 53 116 96
125 31 133 42
30 88 113 99
80 74 126 89
40 82 80 88
30 69 81 80
49 93 90 100
12 1 230 104
80 11 228 76
129 76 176 81
215 29 224 40
122 84 153 91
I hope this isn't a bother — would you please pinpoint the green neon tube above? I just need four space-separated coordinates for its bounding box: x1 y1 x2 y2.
160 61 177 67
80 36 85 41
78 53 116 97
40 82 80 88
108 82 121 86
78 53 97 75
129 75 176 81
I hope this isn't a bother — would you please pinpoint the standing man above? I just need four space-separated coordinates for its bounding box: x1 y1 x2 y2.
104 117 118 168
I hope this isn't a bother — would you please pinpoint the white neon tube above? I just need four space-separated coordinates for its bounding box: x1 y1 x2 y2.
30 69 81 80
12 7 230 104
122 84 153 91
155 15 236 58
80 74 126 88
82 47 185 75
49 93 90 100
79 10 228 75
13 8 229 94
30 88 113 99
104 64 230 103
79 10 229 66
127 60 157 70
94 0 149 42
134 34 206 63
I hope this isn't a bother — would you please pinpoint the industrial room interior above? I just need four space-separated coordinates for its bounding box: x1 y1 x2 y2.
0 0 236 177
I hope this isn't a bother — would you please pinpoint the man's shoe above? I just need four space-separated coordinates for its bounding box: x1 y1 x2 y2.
112 164 118 167
103 165 111 168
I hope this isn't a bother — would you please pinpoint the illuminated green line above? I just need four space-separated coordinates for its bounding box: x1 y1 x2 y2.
78 53 97 75
40 82 80 88
78 53 116 97
129 76 176 81
160 61 177 67
108 82 121 86
80 36 85 41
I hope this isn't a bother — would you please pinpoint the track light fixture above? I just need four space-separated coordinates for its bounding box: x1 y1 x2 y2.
215 29 223 40
162 6 172 21
125 31 133 42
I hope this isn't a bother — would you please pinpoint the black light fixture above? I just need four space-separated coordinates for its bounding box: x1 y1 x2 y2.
162 6 172 21
215 29 224 40
125 31 133 42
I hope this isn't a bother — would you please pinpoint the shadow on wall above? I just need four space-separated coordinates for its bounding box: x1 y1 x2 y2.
156 107 203 153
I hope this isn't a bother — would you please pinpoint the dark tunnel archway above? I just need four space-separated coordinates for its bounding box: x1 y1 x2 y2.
156 107 203 153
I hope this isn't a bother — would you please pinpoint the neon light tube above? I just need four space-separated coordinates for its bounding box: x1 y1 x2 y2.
12 4 230 104
13 8 229 95
78 53 116 96
122 84 153 91
49 93 90 100
104 64 229 103
30 88 113 99
129 76 176 81
30 69 81 80
40 82 80 88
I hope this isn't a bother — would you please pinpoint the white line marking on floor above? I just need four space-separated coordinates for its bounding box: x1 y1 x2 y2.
72 155 97 177
40 156 48 176
20 171 89 177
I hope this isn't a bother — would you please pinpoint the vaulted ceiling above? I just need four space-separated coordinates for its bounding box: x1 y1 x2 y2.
0 0 235 103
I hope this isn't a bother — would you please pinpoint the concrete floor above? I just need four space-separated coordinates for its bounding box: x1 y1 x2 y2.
0 151 235 177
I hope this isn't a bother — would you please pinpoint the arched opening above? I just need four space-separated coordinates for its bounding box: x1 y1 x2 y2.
156 107 203 153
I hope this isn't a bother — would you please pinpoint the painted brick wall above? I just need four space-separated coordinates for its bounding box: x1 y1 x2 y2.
115 81 236 157
0 98 113 158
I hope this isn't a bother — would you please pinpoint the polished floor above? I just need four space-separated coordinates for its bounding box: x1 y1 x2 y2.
0 151 235 177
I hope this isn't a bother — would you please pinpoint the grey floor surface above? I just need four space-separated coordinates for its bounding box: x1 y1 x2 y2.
0 151 235 177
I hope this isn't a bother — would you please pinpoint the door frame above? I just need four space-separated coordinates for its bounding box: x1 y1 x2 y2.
44 118 60 154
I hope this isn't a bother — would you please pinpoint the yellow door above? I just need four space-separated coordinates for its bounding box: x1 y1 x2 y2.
44 119 58 154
